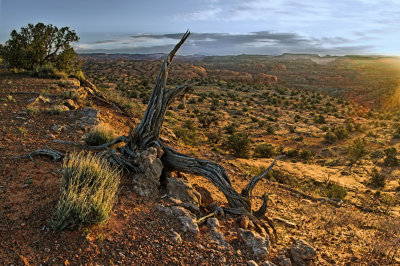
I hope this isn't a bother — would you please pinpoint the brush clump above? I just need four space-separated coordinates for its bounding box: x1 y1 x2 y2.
52 152 120 230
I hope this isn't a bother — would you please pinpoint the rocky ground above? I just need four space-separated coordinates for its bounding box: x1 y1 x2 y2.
0 71 399 265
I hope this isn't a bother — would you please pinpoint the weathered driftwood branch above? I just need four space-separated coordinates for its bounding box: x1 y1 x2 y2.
11 148 64 162
122 30 280 217
53 135 128 150
129 30 191 150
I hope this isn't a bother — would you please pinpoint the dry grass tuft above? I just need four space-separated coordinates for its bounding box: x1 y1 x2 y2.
52 152 120 230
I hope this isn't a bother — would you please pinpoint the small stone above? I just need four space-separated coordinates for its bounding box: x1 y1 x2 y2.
171 206 195 218
247 260 258 266
279 258 292 266
156 205 173 216
170 230 182 244
166 178 201 206
238 228 270 258
45 134 55 139
261 261 277 266
210 228 229 247
290 239 317 264
180 216 199 235
44 248 50 253
51 125 63 133
207 218 220 229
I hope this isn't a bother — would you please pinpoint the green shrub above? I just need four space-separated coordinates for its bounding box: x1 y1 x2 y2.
85 124 115 146
174 122 199 146
321 183 347 200
253 144 275 158
206 130 221 144
334 126 349 140
225 133 251 158
393 124 400 139
348 137 367 163
384 147 398 166
266 123 275 135
286 148 299 158
300 149 314 161
224 123 237 134
370 168 386 188
47 105 65 115
52 152 120 230
26 105 40 117
288 125 296 133
324 131 337 144
31 63 67 79
314 114 326 124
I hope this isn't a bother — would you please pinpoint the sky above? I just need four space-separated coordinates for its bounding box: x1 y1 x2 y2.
0 0 399 56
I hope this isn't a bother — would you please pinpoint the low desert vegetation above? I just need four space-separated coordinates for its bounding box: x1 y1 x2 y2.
225 132 251 158
84 124 116 146
52 152 120 230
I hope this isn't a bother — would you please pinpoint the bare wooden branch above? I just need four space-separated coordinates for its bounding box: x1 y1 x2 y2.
162 144 251 211
241 156 284 199
11 148 64 162
254 193 269 218
129 31 191 150
53 135 128 150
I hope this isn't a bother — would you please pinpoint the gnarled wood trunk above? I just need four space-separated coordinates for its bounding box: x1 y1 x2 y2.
119 30 279 217
14 30 279 218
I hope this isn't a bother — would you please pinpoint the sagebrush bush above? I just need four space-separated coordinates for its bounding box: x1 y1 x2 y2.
174 125 199 146
321 183 347 200
334 126 349 140
370 167 386 188
31 63 67 79
324 131 337 144
225 132 251 158
253 143 275 158
206 130 221 144
52 152 120 230
47 105 65 115
348 137 367 163
85 124 115 146
384 147 398 166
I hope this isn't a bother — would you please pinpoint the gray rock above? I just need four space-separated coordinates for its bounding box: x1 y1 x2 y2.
132 147 163 198
179 216 199 235
168 198 200 214
45 134 55 139
247 260 258 266
290 239 316 265
170 230 182 244
207 217 220 229
238 228 270 258
210 228 229 247
156 205 173 216
51 125 63 133
166 177 201 206
76 107 100 129
279 258 292 266
171 206 195 218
